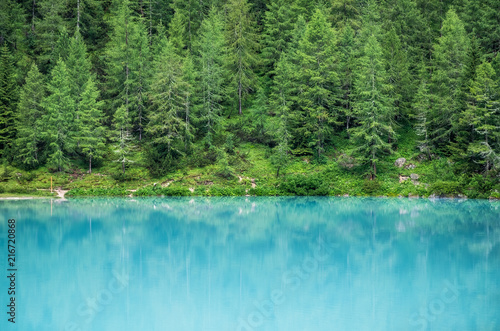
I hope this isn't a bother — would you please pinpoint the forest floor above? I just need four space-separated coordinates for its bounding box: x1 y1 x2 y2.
1 130 499 199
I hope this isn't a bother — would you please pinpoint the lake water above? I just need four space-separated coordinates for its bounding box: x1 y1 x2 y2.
1 197 499 331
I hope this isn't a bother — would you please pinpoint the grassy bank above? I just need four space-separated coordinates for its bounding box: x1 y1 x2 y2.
1 135 499 200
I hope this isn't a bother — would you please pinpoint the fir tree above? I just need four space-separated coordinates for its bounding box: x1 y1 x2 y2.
147 40 188 166
0 44 17 155
42 59 75 172
15 63 45 167
261 0 295 77
77 78 105 174
462 62 499 171
351 34 396 178
195 7 227 146
295 9 339 159
413 63 432 159
270 53 294 177
430 9 469 148
226 0 259 115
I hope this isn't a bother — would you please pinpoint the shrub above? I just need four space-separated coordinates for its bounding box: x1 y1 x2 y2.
429 181 462 196
279 174 329 196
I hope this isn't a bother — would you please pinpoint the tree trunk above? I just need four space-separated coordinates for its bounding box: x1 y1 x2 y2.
122 160 125 174
238 82 242 115
89 155 92 174
77 0 80 29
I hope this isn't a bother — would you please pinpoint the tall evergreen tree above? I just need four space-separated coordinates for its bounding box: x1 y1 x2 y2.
42 59 75 171
35 0 68 72
462 62 499 171
383 27 412 117
337 24 356 135
351 34 396 178
77 78 105 174
0 45 17 155
294 9 339 159
146 39 189 170
196 8 227 146
15 63 46 167
105 0 151 141
413 63 432 159
270 53 294 177
261 0 295 77
430 9 469 149
226 0 259 115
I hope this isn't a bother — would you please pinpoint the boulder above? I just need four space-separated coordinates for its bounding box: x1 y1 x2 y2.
394 157 406 168
405 163 416 169
410 173 419 180
399 175 410 183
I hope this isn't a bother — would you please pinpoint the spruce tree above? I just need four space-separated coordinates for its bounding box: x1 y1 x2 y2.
147 40 188 168
294 9 339 159
270 53 294 177
42 59 75 172
0 45 17 156
413 63 432 159
15 63 46 167
383 27 412 118
78 78 105 174
261 0 295 77
351 34 396 178
195 8 227 146
105 0 151 141
430 9 469 148
226 0 259 115
462 62 499 171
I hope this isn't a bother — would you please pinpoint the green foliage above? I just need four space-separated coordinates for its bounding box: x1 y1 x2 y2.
225 0 259 115
42 59 75 172
351 32 396 177
15 63 45 168
0 0 498 198
279 173 329 196
0 45 17 155
429 181 463 196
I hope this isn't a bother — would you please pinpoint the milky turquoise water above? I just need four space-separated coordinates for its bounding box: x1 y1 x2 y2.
0 197 499 331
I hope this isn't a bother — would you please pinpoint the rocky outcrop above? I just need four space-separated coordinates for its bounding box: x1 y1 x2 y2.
395 158 406 168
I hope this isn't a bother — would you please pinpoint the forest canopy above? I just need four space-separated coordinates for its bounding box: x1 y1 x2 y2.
0 0 499 190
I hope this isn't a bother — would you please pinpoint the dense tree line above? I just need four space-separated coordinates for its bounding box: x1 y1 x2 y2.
0 0 499 178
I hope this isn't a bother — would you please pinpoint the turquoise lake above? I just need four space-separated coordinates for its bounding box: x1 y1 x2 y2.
1 197 499 331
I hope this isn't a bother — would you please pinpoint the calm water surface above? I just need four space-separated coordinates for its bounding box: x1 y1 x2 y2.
0 197 499 331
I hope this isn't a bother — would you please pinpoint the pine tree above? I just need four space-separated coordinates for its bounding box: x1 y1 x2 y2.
330 0 361 29
351 34 396 178
105 0 151 141
181 53 196 154
383 27 412 118
462 62 499 171
35 0 68 72
270 53 294 177
15 63 46 167
226 0 259 115
113 104 133 175
168 10 187 55
0 45 17 155
42 59 75 172
429 9 469 148
195 8 227 146
78 78 105 174
294 9 339 159
337 24 356 135
170 0 202 51
261 0 295 77
147 39 188 167
413 63 432 159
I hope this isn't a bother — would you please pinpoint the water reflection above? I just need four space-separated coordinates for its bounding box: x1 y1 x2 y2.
0 197 499 331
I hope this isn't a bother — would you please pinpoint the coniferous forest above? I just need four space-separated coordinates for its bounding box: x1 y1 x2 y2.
0 0 499 198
